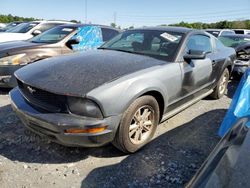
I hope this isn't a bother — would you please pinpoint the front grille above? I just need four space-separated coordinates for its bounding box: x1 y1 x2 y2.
17 79 67 113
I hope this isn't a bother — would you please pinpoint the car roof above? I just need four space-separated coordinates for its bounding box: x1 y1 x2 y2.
205 29 233 31
219 34 250 38
10 21 24 24
129 26 193 34
29 20 74 24
205 29 221 31
234 29 250 31
57 23 121 31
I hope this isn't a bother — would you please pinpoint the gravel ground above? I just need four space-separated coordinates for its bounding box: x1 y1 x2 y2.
0 81 238 188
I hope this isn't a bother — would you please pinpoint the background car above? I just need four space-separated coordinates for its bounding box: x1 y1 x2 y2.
234 29 250 35
219 34 250 76
0 20 74 43
10 27 235 153
0 24 120 87
0 21 23 32
205 29 235 37
0 23 6 28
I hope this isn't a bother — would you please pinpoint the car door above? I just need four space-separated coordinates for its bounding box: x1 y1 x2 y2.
207 38 228 83
179 34 213 98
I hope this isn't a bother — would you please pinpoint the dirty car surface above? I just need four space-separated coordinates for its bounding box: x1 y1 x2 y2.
10 27 236 153
0 24 120 88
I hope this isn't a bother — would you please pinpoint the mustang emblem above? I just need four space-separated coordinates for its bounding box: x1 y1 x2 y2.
27 86 36 94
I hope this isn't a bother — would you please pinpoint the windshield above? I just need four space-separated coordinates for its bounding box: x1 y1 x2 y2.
101 30 183 61
218 36 250 48
30 26 76 44
7 22 39 33
0 22 22 32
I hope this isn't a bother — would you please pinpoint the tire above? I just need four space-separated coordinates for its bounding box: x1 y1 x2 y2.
210 68 229 99
112 95 160 153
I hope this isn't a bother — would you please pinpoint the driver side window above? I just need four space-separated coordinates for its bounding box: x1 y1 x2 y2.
186 35 212 54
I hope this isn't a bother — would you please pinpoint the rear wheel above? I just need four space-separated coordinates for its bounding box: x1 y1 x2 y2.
112 95 159 153
210 68 229 99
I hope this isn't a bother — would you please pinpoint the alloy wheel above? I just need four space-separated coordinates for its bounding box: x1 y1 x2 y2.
129 105 154 145
219 72 228 95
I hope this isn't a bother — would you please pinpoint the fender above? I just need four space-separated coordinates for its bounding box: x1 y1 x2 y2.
222 58 233 73
87 76 169 117
29 55 52 64
121 78 168 116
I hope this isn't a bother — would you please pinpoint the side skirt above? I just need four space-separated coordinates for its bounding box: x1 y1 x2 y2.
161 89 214 122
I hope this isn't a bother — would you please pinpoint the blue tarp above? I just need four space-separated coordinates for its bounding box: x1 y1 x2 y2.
71 26 103 51
219 68 250 136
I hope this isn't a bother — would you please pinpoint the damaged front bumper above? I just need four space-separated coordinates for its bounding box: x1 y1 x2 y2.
10 88 121 147
233 66 248 76
232 59 250 76
0 65 23 88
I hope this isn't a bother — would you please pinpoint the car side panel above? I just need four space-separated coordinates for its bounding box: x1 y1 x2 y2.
87 63 183 117
179 58 213 97
14 47 63 64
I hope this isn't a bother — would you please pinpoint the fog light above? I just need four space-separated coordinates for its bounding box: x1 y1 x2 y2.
65 126 107 134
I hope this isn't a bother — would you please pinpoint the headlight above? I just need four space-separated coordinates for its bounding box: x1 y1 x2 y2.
234 60 250 66
67 97 103 118
0 53 27 65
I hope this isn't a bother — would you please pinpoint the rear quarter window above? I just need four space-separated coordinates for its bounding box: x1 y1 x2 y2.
214 38 225 51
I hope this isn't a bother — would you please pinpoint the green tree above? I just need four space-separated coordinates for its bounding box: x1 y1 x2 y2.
110 23 116 28
0 14 37 23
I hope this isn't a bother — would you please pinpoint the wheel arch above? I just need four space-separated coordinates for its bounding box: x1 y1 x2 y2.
226 64 232 74
139 90 165 122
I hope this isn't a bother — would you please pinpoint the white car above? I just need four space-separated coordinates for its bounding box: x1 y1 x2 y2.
0 23 6 28
205 29 235 37
0 20 74 43
234 29 250 35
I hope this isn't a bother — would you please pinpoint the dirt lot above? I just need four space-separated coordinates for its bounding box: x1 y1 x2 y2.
0 81 237 188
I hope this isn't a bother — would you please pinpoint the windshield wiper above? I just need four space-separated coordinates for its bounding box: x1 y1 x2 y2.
98 47 145 55
98 47 108 50
30 40 40 43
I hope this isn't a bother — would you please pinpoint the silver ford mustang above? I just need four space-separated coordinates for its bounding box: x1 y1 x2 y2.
10 27 236 153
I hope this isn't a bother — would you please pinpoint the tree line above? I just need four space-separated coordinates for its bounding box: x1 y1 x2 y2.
0 14 81 23
113 20 250 30
0 14 36 23
168 20 250 29
1 14 249 29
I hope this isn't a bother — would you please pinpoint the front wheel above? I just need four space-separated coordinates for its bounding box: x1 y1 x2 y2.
112 95 160 153
210 68 229 99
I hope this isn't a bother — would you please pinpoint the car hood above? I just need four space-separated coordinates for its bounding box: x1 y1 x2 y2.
15 50 166 96
0 32 32 43
235 42 250 53
0 41 45 56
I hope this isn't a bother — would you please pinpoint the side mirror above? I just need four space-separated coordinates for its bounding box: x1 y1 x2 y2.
32 30 42 36
65 38 81 50
184 50 206 60
67 38 80 44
